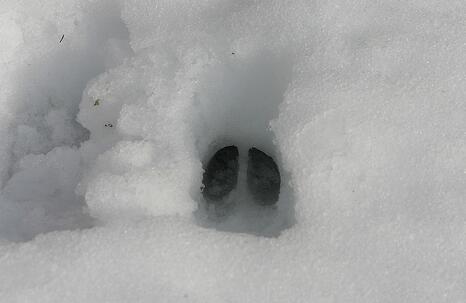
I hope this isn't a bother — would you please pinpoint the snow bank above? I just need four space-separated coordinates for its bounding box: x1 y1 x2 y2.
0 0 465 302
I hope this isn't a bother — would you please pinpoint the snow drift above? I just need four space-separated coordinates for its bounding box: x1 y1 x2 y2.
0 0 465 302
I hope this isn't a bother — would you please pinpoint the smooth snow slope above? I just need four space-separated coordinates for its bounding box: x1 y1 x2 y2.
0 0 465 302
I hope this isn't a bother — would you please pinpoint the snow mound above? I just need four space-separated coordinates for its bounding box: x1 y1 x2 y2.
0 0 465 302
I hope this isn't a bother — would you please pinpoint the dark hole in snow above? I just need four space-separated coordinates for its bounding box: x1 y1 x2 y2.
197 143 292 237
201 145 281 214
202 145 239 202
194 52 295 237
247 147 280 205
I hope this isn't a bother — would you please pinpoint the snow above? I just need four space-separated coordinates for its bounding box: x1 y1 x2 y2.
1 0 465 302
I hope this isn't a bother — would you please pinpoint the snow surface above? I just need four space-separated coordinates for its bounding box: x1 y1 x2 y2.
1 0 466 302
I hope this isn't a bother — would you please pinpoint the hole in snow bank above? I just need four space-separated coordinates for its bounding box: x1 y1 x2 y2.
194 52 295 237
202 146 239 205
202 146 282 216
247 147 281 206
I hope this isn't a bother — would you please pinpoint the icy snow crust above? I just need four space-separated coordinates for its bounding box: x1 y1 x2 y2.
1 0 466 301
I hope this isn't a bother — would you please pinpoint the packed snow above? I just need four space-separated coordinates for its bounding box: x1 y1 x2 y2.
0 0 465 302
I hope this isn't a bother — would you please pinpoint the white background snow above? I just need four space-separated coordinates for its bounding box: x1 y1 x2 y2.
0 0 465 302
